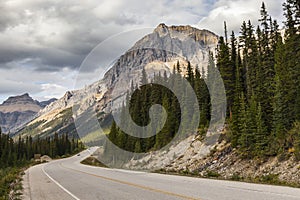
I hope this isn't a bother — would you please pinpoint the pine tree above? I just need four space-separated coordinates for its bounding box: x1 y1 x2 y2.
176 60 181 73
217 36 235 117
240 21 258 100
134 140 142 153
186 61 194 87
273 37 290 144
258 2 276 132
244 95 257 156
255 103 268 155
283 0 297 36
259 2 270 49
108 121 118 145
155 94 172 149
207 52 226 124
230 44 244 147
237 92 247 149
224 21 228 44
194 66 210 127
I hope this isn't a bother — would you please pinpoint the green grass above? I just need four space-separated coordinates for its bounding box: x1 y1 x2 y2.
16 108 76 139
205 170 221 178
80 129 109 144
16 120 46 138
0 167 25 200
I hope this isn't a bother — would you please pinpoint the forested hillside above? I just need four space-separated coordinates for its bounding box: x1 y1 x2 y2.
107 64 210 154
226 1 300 158
107 0 300 160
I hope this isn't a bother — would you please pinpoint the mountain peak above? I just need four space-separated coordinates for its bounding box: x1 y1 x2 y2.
154 23 192 31
156 23 167 28
0 93 56 114
2 93 35 105
21 93 30 97
0 93 57 133
153 23 218 45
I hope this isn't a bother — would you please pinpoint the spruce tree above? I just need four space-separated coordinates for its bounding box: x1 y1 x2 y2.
255 103 268 156
186 61 194 87
258 2 276 132
217 36 235 117
108 121 118 145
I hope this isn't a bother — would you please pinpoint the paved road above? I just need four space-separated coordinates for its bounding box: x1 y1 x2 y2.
22 148 300 200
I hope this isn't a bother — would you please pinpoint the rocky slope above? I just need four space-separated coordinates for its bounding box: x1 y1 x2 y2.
124 132 300 187
15 23 218 140
0 94 56 133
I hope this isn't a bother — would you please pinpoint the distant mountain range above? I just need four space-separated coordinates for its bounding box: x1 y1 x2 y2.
0 93 56 133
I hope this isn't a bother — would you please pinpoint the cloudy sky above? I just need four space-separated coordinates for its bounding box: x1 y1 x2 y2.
0 0 285 103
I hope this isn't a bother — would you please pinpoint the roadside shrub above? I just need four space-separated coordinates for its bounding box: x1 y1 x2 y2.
259 174 280 184
230 173 243 181
206 170 220 178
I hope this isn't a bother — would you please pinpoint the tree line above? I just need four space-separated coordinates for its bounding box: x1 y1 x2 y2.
106 64 211 154
0 128 84 198
0 129 84 168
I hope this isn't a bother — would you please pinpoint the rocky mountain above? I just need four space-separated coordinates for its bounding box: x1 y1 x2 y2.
15 24 218 142
0 93 56 133
38 98 57 108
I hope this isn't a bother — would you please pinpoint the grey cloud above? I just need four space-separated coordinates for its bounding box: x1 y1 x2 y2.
0 78 42 94
0 4 23 31
0 44 83 71
0 65 76 102
0 0 210 74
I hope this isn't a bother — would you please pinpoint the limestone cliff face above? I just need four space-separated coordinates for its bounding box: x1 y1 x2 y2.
102 23 218 110
16 24 218 138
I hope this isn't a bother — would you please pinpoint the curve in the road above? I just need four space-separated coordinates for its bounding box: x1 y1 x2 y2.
60 163 200 200
22 148 300 200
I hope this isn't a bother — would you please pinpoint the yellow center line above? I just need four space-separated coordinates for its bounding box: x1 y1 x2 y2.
60 163 202 200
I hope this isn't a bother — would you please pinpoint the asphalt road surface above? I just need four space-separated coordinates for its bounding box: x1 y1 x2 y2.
22 147 300 200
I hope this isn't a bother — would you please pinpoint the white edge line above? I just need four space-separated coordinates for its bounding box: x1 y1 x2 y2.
42 164 80 200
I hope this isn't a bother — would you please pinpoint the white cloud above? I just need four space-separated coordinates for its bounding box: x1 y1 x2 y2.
198 0 285 35
39 83 68 101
